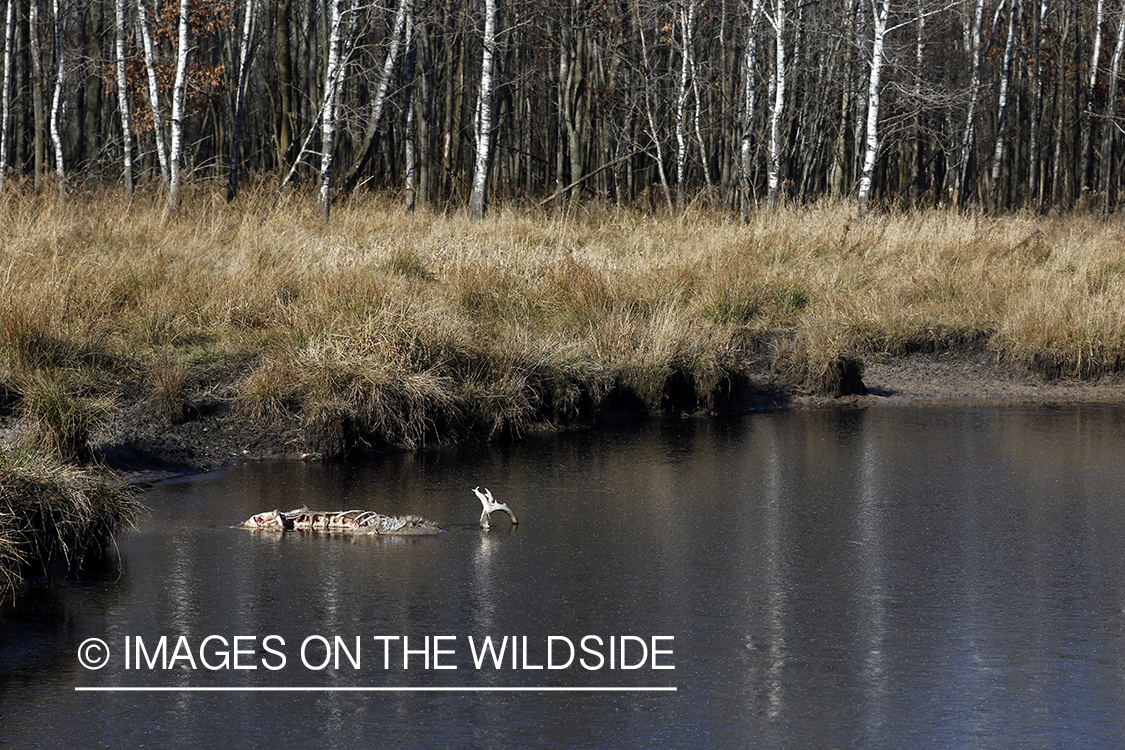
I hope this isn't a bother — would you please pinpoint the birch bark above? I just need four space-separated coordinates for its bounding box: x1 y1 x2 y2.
317 0 345 220
766 0 786 211
166 0 191 214
1080 0 1106 196
114 0 134 198
955 0 986 206
0 0 14 193
136 0 169 190
467 0 497 219
403 10 417 212
739 0 764 220
988 0 1019 211
50 0 65 198
341 0 410 190
856 0 890 216
675 0 696 209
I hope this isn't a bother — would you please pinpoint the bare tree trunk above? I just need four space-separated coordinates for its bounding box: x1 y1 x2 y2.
340 0 409 191
165 0 191 215
1099 0 1125 213
114 0 134 198
403 9 417 212
829 0 857 198
739 0 764 220
675 0 695 209
565 23 586 202
632 0 673 214
30 0 46 189
555 19 568 204
0 0 14 193
50 0 65 198
275 0 294 174
1049 5 1069 205
136 0 169 191
989 0 1020 212
766 0 786 211
467 0 497 219
1027 0 1048 208
856 0 889 216
1080 0 1106 198
909 0 925 200
228 0 256 201
317 0 345 220
955 0 986 207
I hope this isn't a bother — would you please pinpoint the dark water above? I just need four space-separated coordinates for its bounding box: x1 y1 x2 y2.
4 405 1125 748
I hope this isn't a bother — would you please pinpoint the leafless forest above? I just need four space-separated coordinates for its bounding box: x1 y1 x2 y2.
0 0 1123 217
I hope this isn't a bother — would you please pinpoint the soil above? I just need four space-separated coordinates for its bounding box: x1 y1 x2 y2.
3 350 1123 485
846 349 1125 407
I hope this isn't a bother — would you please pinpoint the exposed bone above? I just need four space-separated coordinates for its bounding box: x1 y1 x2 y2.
472 486 518 530
241 508 444 535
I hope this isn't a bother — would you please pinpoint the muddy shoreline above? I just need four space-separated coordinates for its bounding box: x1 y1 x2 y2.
4 349 1119 486
5 350 1125 485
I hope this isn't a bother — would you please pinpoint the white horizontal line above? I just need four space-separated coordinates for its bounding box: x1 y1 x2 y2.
75 686 677 693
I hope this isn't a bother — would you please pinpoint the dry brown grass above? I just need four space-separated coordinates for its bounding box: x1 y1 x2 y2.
2 183 1125 456
0 445 142 597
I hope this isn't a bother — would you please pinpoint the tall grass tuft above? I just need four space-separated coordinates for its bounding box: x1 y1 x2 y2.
17 372 112 461
0 446 142 597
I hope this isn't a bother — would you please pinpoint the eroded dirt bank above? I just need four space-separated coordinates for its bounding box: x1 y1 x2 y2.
3 349 1119 486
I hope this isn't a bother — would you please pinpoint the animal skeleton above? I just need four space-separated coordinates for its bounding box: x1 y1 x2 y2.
240 488 517 535
242 508 443 535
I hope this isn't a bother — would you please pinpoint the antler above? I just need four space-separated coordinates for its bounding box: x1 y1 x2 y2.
473 486 518 530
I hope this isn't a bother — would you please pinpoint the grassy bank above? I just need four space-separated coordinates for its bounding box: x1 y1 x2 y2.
0 446 142 597
2 183 1124 462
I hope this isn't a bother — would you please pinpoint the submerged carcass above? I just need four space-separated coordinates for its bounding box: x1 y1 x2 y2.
241 489 516 536
242 508 445 536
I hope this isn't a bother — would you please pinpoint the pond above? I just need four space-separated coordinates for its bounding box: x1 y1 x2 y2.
4 404 1125 748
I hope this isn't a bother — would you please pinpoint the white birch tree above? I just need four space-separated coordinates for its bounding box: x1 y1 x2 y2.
988 0 1019 211
955 0 986 206
1080 0 1107 196
50 0 65 198
317 0 346 220
136 0 169 191
341 0 410 189
856 0 890 216
114 0 134 198
166 0 191 215
403 10 417 212
766 0 787 211
0 0 14 193
468 0 497 220
675 0 696 209
740 0 764 220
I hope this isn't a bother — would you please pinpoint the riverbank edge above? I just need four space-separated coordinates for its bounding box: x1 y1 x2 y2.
3 347 1120 487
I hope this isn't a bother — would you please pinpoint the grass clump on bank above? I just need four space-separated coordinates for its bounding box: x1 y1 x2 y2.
0 446 142 597
2 183 1125 459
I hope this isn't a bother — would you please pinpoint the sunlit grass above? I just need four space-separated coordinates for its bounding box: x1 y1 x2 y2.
0 445 142 597
2 182 1125 457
